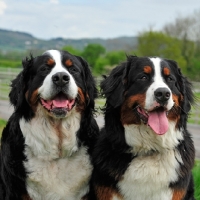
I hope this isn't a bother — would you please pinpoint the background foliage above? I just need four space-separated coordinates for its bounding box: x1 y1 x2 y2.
1 10 200 80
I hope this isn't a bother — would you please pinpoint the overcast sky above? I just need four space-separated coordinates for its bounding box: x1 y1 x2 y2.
0 0 200 40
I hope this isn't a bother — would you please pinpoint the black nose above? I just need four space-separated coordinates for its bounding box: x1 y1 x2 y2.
154 87 171 104
52 72 70 86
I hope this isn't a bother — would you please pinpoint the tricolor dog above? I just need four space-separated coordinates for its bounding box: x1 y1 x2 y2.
0 50 99 200
88 56 195 200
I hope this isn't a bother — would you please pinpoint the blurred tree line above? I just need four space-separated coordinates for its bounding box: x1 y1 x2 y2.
0 10 200 80
136 10 200 80
62 44 127 75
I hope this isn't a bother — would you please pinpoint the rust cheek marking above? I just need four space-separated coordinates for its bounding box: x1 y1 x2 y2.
172 94 180 107
76 87 86 112
25 89 39 112
95 185 123 200
47 58 55 66
121 94 146 125
65 59 73 67
144 66 152 74
172 189 186 200
163 67 170 76
168 94 181 127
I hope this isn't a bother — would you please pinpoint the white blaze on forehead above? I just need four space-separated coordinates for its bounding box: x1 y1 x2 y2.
38 50 78 100
145 57 174 110
150 57 166 87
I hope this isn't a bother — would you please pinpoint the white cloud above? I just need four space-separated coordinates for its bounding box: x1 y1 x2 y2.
50 0 59 4
0 1 7 15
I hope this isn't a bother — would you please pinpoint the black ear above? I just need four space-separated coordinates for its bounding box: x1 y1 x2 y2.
167 59 194 114
101 56 136 108
9 55 34 110
9 71 24 107
101 65 125 108
75 56 98 108
178 69 194 113
75 56 99 150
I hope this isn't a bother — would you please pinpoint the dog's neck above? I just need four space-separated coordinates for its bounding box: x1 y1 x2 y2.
124 121 183 156
19 105 82 161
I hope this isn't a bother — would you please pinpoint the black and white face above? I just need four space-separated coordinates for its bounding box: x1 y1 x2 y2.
38 50 79 118
15 50 92 119
144 57 174 111
121 57 182 135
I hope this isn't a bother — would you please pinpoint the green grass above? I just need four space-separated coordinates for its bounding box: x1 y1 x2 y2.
0 59 21 68
193 160 200 200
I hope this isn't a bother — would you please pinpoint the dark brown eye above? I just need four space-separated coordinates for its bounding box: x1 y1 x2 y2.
167 76 173 82
40 66 48 72
141 76 147 80
40 66 51 74
69 67 77 73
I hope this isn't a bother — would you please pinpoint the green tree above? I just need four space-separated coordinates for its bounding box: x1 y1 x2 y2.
81 44 106 68
93 57 109 74
163 15 197 72
105 51 126 66
62 46 82 56
137 31 187 71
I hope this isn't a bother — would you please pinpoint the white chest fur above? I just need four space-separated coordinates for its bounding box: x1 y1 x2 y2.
19 108 92 200
117 123 183 200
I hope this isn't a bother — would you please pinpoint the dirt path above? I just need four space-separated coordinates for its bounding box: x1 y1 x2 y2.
0 100 199 159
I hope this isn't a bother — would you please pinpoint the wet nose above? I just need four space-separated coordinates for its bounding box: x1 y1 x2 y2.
52 72 70 86
154 87 170 104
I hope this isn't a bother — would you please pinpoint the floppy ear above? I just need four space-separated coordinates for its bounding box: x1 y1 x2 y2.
101 56 136 108
9 56 34 110
75 56 99 150
178 68 194 114
101 64 126 108
167 59 194 114
9 71 24 107
75 56 98 108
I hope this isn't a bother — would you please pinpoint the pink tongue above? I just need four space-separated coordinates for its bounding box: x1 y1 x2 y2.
52 96 75 110
148 109 168 135
41 95 75 110
53 98 68 108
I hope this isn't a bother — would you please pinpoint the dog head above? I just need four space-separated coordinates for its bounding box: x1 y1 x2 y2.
101 56 193 135
10 50 97 120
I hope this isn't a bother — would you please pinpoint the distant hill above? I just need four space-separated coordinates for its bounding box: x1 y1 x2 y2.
0 29 138 52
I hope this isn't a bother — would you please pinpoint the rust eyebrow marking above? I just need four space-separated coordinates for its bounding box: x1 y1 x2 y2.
47 58 55 66
144 66 152 74
163 67 170 76
65 59 73 67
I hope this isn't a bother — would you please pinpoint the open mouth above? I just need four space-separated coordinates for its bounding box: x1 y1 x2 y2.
137 106 169 135
40 92 76 117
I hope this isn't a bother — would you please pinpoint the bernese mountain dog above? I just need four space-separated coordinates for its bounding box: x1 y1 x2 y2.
0 50 99 200
88 56 195 200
